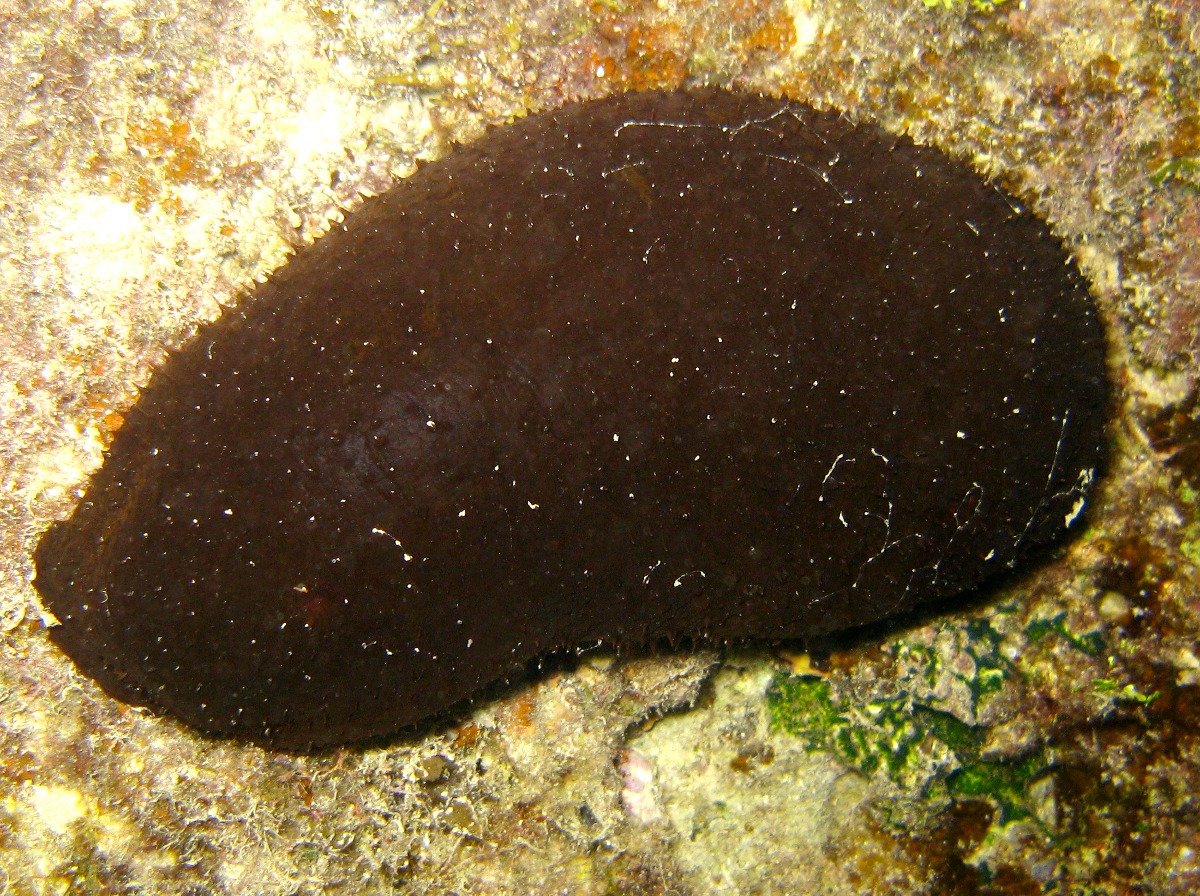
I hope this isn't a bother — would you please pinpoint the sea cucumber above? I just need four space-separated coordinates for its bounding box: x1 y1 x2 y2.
33 89 1108 750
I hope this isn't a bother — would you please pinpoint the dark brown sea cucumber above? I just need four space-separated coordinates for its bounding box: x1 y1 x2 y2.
33 89 1108 750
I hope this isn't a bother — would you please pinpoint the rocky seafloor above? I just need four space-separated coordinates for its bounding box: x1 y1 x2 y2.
1 1 1198 893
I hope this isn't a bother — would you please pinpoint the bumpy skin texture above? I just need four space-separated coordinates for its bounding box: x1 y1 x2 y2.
34 90 1107 750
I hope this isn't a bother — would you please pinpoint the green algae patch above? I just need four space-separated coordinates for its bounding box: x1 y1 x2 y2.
1176 483 1200 568
765 677 849 754
767 672 1049 827
961 619 1014 702
893 616 1018 714
947 752 1044 825
1092 678 1161 705
1024 612 1106 658
920 0 1009 12
1150 157 1200 193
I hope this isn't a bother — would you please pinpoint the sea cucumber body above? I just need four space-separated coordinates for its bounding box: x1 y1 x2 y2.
34 90 1107 749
